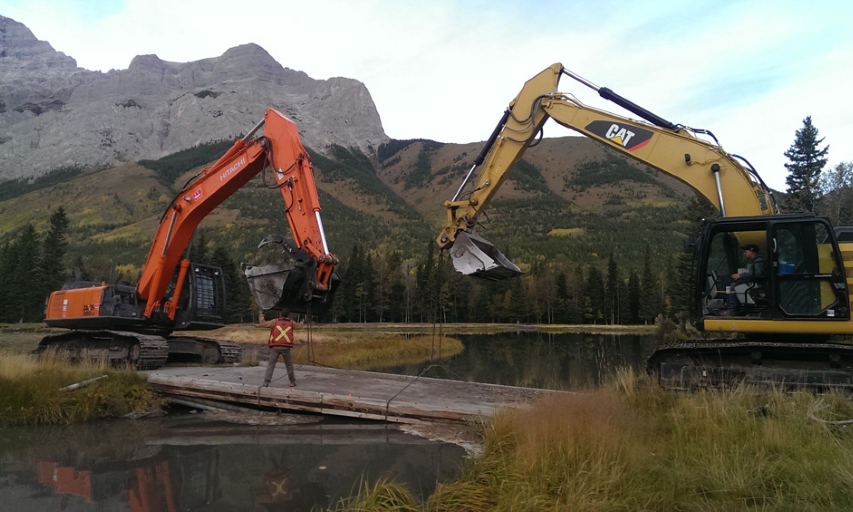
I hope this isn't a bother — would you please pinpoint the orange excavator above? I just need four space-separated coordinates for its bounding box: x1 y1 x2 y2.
39 108 339 369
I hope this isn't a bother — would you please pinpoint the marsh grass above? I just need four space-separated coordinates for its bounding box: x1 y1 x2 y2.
0 351 162 426
292 334 464 370
332 477 421 512
336 371 853 511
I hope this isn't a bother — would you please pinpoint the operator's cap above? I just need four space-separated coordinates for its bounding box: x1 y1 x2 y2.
742 244 760 252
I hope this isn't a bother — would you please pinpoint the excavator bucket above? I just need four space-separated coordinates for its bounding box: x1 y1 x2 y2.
242 263 339 316
450 231 522 281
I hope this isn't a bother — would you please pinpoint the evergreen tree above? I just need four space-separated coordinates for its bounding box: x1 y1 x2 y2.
39 207 70 302
210 246 252 323
553 271 570 324
605 254 619 324
0 241 13 318
627 270 641 324
583 265 605 324
414 242 437 322
1 225 42 322
817 162 853 226
361 252 377 321
71 255 91 281
508 277 528 323
340 245 364 322
639 244 662 324
669 194 716 319
784 116 829 212
191 231 210 264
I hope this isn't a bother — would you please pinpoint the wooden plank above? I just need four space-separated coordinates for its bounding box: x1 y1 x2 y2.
145 365 569 424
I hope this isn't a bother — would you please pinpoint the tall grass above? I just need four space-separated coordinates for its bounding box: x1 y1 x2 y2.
335 371 853 511
0 351 161 426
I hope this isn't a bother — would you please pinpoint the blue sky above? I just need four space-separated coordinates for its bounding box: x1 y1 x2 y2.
1 0 851 191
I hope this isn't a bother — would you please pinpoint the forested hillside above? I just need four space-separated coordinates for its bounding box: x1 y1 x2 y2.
0 135 705 325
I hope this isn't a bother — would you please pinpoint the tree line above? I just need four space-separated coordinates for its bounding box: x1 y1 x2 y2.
1 116 850 326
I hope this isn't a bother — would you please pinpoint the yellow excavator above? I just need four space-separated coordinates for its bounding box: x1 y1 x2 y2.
438 63 853 389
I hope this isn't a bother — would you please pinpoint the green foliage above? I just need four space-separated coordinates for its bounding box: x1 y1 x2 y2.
403 149 433 190
566 156 660 192
139 139 235 189
0 136 703 326
0 165 84 202
0 225 43 322
817 161 853 225
507 158 551 194
209 246 254 323
309 145 423 222
38 207 71 303
784 116 829 212
377 138 442 161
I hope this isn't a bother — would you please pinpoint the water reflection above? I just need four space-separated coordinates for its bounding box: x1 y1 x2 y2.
0 415 465 511
385 332 659 390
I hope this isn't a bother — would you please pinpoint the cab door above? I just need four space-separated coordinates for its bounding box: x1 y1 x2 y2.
770 219 849 319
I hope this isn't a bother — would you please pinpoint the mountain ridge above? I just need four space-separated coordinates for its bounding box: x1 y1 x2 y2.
0 15 388 181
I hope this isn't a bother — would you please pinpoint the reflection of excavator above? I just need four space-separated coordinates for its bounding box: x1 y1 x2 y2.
40 108 339 369
439 63 853 388
37 448 220 511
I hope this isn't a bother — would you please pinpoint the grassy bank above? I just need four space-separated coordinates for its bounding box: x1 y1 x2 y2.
292 333 464 370
335 372 853 511
0 352 161 426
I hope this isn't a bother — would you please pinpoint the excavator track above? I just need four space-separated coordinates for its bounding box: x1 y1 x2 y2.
648 339 853 391
164 336 243 365
37 330 170 370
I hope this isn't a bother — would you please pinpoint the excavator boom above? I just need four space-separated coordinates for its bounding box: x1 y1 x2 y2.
439 63 775 274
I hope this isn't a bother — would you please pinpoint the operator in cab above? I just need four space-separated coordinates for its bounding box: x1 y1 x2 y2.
722 244 767 315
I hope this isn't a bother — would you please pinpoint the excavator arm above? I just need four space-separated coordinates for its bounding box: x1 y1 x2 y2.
136 108 337 319
438 63 776 278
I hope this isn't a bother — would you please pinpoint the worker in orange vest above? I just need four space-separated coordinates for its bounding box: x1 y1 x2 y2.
263 309 297 387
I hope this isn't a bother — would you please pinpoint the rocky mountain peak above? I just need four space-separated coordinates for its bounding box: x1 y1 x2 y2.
0 16 389 181
0 14 77 68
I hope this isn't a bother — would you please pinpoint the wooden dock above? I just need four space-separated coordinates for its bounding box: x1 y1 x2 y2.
145 364 565 424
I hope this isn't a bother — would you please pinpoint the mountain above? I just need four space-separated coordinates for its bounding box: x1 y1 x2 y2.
0 15 694 283
0 15 387 181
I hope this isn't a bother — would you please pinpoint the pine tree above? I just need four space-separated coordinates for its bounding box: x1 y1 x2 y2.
583 265 605 324
210 246 252 323
817 162 853 226
605 254 619 325
191 231 210 264
784 116 829 212
639 244 662 324
39 207 70 303
508 277 528 323
1 225 42 322
627 270 641 324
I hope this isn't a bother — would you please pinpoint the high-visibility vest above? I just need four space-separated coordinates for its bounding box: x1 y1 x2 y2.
268 318 295 347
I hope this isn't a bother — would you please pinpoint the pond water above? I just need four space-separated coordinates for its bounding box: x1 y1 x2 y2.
0 331 655 511
0 414 464 511
384 331 659 390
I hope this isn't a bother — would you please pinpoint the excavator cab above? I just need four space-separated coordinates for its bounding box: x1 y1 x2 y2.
172 263 227 330
695 214 850 327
